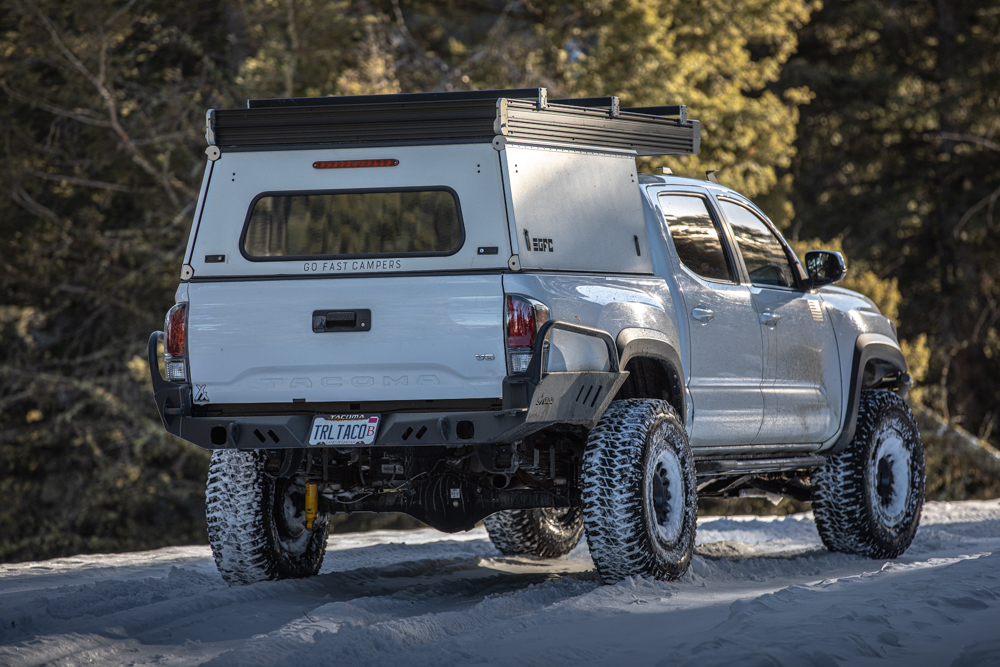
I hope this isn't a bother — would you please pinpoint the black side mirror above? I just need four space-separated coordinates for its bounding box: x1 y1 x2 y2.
804 250 847 286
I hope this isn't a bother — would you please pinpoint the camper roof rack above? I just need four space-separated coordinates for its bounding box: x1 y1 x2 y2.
208 87 699 156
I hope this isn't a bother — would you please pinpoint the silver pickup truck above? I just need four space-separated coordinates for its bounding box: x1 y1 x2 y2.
148 88 923 585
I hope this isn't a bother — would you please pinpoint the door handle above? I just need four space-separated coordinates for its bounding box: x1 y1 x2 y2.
312 309 371 332
691 307 715 325
760 311 782 327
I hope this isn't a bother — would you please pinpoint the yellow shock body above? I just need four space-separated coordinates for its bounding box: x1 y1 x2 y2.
305 483 319 530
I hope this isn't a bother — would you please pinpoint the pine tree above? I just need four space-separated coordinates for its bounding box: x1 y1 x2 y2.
782 0 1000 435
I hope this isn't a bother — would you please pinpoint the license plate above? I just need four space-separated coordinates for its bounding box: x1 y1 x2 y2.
308 414 380 446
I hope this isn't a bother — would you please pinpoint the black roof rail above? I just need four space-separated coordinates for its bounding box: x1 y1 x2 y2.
622 105 687 123
209 88 700 156
549 96 620 116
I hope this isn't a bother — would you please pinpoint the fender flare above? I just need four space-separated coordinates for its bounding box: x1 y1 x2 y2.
828 333 909 454
616 327 686 423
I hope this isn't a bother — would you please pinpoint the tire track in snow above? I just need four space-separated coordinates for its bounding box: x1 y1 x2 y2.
0 536 593 667
0 501 998 666
0 556 489 665
679 550 1000 667
203 573 602 667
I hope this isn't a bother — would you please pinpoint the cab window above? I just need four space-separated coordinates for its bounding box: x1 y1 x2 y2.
719 200 796 288
658 194 734 283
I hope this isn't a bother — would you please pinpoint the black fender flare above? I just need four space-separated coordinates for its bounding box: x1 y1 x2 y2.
828 333 909 454
615 327 686 423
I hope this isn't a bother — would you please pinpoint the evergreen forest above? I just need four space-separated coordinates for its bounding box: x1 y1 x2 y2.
1 0 998 562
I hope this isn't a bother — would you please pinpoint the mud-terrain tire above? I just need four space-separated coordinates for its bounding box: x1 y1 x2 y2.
813 390 925 559
484 508 584 558
206 450 329 585
582 399 697 583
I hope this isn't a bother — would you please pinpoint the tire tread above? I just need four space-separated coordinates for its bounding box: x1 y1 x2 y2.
582 399 696 583
206 450 329 585
813 390 924 559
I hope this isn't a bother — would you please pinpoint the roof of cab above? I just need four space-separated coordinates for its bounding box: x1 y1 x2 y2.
637 172 744 197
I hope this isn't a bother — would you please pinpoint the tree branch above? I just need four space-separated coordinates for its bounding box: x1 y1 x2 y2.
930 132 1000 153
0 79 113 128
953 182 1000 239
129 131 188 146
32 9 182 206
284 0 299 97
25 167 132 192
103 0 141 29
8 181 64 226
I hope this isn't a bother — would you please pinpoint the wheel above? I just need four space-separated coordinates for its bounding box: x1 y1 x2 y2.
484 508 584 558
206 449 329 585
813 390 925 559
582 399 697 583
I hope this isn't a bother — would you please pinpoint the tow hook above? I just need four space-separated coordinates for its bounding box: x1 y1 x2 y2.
305 483 319 530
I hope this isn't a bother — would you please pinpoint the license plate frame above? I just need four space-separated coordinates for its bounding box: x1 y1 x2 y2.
308 414 380 446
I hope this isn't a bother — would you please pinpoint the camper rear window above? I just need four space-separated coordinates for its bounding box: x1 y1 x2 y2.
241 189 463 259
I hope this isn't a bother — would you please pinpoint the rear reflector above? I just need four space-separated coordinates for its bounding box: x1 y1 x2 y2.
165 361 187 382
313 159 399 169
509 351 533 373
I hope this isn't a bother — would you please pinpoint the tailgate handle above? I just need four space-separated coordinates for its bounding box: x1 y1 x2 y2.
312 309 371 333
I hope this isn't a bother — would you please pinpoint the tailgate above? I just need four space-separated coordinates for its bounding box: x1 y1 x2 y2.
186 275 506 404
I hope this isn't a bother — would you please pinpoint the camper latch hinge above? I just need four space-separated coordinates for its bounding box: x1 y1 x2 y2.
205 109 216 146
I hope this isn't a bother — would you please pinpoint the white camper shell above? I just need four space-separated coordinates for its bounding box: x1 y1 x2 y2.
180 93 672 407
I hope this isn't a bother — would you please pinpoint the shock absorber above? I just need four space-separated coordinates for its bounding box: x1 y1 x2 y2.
305 483 319 529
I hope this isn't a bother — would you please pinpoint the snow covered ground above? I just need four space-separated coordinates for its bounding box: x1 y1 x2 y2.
2 500 999 666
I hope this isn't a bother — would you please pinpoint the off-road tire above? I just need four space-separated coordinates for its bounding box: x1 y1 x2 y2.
813 390 925 559
484 508 584 558
206 450 329 585
582 399 697 583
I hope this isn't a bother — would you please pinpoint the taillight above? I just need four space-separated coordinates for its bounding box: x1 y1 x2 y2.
507 296 536 348
164 303 188 382
506 295 550 374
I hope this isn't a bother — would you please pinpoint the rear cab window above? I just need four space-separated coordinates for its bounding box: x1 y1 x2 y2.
242 189 464 260
658 193 735 283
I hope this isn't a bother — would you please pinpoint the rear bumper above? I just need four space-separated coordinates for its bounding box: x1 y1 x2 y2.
147 321 628 449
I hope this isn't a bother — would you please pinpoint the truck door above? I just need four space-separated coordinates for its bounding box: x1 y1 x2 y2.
657 193 765 448
716 198 842 445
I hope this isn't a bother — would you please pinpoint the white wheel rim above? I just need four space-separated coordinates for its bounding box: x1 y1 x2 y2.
869 417 913 527
648 446 685 545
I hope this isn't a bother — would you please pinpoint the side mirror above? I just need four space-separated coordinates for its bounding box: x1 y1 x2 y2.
804 250 847 286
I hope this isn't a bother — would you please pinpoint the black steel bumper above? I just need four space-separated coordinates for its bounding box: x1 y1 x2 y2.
147 321 629 450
